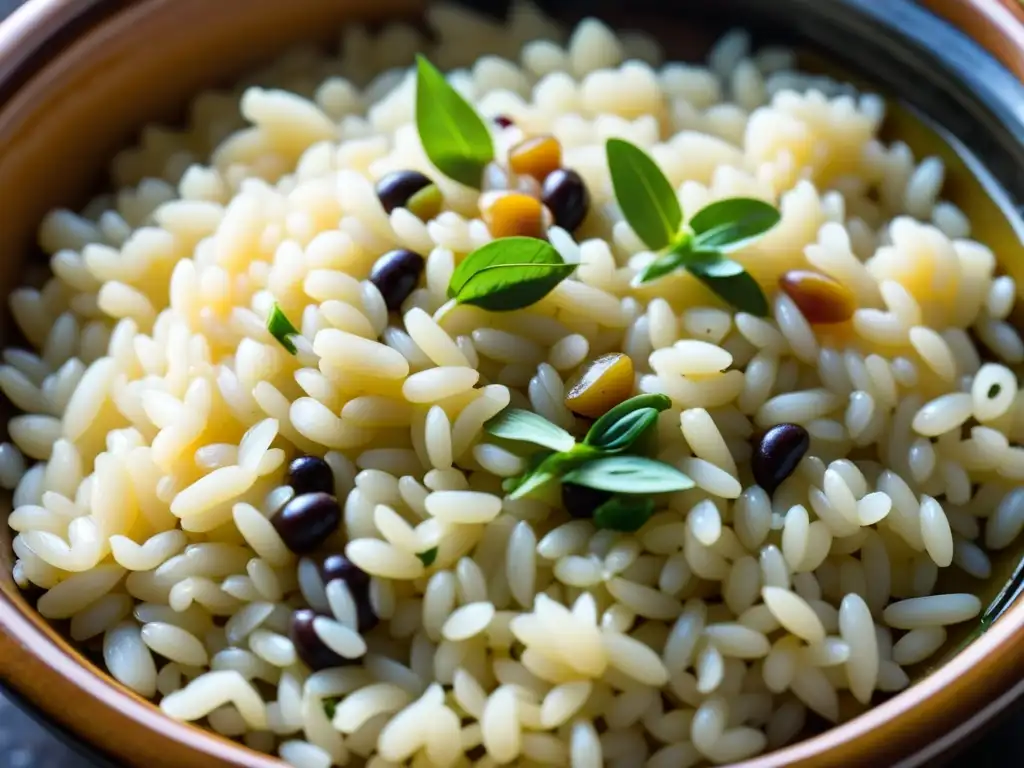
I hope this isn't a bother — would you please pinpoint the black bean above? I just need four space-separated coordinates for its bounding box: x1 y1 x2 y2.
375 170 433 214
271 492 341 554
542 168 590 232
562 482 612 519
290 609 353 671
493 115 514 128
752 423 810 496
321 554 378 633
287 455 335 496
369 248 426 311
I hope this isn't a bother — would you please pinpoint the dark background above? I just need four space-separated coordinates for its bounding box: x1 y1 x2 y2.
0 0 1021 765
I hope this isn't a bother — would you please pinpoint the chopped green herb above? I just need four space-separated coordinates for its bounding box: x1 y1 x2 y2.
594 496 656 532
267 302 301 354
323 697 340 719
415 56 494 189
417 547 439 567
448 237 576 311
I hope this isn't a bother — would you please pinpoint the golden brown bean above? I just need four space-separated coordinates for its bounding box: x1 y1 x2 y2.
565 353 635 418
508 135 563 182
779 270 856 324
482 192 546 239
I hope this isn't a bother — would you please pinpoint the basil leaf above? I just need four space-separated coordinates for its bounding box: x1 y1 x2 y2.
415 55 494 189
594 496 656 532
632 249 689 286
585 394 672 448
586 407 660 453
606 138 682 251
267 302 300 354
687 257 769 317
563 455 694 494
484 408 576 453
448 237 576 311
690 198 781 253
416 547 439 567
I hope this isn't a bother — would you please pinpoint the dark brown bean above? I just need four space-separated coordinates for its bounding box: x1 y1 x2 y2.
375 170 434 214
287 455 335 497
562 482 612 519
752 423 810 496
369 248 426 311
542 168 590 232
778 270 856 324
493 115 515 129
271 492 341 554
290 608 353 671
321 553 378 633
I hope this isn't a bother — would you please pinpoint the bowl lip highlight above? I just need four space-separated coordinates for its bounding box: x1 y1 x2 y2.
0 0 1023 767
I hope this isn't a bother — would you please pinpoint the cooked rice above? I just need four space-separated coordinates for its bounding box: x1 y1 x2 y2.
3 2 1021 765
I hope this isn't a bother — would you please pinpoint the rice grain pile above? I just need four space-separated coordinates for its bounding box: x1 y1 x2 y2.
3 3 1024 767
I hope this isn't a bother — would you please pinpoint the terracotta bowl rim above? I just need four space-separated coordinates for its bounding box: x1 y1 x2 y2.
0 1 1023 767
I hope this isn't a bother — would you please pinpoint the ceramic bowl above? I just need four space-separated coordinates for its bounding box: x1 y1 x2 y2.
1 0 1024 766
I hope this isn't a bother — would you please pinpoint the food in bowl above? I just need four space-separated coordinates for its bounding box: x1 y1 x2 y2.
2 2 1022 766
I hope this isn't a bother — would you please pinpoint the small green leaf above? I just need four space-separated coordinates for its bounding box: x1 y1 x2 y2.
563 455 694 494
585 407 660 453
585 394 672 448
690 198 781 253
594 496 656 532
415 55 494 188
632 250 689 286
448 238 576 311
687 257 769 317
323 697 340 719
417 547 439 567
484 408 576 453
267 303 300 354
606 138 683 251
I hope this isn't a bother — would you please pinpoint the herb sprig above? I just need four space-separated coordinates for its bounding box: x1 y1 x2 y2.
606 138 780 316
415 56 494 189
267 302 301 354
484 394 693 530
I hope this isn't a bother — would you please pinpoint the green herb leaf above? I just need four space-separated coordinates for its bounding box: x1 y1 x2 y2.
585 394 672 448
323 697 340 719
563 455 694 494
687 256 769 317
448 237 575 311
632 249 689 286
415 55 494 188
267 302 300 354
416 547 439 567
484 408 576 453
593 496 656 532
585 407 660 453
606 138 682 251
690 198 781 253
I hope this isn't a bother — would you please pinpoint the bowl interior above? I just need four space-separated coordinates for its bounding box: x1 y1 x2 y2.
1 0 1023 765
